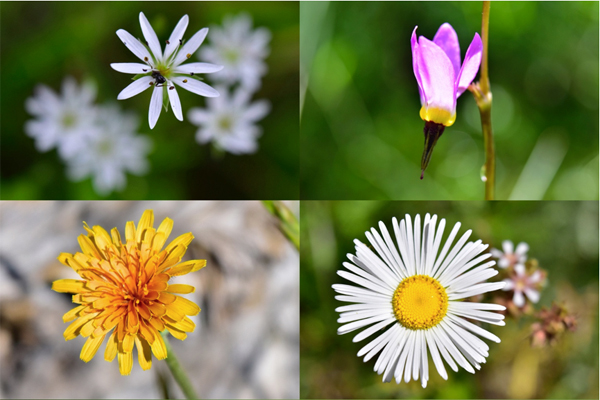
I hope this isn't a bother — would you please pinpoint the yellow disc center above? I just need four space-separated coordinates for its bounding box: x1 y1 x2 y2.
392 275 448 330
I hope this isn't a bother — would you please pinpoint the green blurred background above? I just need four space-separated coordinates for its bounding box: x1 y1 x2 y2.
301 201 599 398
1 2 299 200
300 2 599 200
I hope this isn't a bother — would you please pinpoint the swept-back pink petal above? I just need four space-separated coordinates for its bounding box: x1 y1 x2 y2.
411 27 425 105
416 36 456 125
455 33 482 97
433 23 461 77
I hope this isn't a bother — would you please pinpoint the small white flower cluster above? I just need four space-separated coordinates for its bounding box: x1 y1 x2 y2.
189 13 272 154
25 77 152 196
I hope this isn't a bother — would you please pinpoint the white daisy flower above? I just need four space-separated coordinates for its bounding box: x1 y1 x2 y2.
188 85 270 154
502 264 542 307
490 240 529 269
111 12 223 129
25 76 97 160
66 104 152 195
199 13 271 91
333 214 506 388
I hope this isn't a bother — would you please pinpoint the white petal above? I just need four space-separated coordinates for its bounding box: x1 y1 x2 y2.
149 86 163 129
514 263 526 276
352 318 396 343
515 242 529 256
116 29 153 63
490 248 503 258
337 270 393 296
431 221 461 277
513 290 525 307
358 323 397 360
502 278 515 291
502 240 514 254
139 12 162 61
164 15 189 61
173 28 209 66
424 329 448 380
187 108 211 125
524 288 540 303
447 314 501 343
117 76 153 100
429 327 459 372
167 83 183 121
174 62 224 74
172 77 219 97
111 63 151 74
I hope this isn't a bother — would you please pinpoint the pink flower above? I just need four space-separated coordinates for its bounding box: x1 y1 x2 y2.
502 264 543 308
411 23 482 178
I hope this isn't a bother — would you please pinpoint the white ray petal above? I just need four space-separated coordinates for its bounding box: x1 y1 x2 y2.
111 62 151 74
148 85 163 129
116 29 153 64
174 62 224 74
173 28 209 66
139 12 162 61
164 14 189 61
117 76 153 100
172 76 219 97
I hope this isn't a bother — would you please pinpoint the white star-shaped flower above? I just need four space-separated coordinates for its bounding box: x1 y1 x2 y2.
66 104 152 195
25 76 97 160
187 86 270 154
111 12 223 129
199 13 271 91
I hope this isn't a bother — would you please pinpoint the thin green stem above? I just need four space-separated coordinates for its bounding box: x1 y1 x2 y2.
262 201 300 251
471 1 495 200
161 331 199 400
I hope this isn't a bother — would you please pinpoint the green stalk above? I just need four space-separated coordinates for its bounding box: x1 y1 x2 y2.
161 331 199 399
471 1 495 200
262 201 300 251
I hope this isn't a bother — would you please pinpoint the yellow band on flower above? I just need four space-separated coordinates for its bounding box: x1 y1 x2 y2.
420 106 456 127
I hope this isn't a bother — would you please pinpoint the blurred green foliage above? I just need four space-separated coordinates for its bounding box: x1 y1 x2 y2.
300 201 599 398
1 2 299 200
300 2 599 200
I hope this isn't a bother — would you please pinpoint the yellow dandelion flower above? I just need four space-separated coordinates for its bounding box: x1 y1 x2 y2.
52 209 206 375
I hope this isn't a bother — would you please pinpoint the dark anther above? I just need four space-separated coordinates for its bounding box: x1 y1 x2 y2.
166 40 170 44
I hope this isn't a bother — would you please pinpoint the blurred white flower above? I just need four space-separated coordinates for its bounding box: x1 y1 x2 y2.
66 104 152 195
111 12 223 129
200 13 271 91
490 240 529 269
502 264 543 307
188 86 270 154
25 76 97 160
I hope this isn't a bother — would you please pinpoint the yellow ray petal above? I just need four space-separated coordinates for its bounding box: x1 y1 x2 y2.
62 305 87 323
57 253 85 273
125 221 136 242
155 217 173 251
151 232 166 254
118 351 133 375
136 210 155 244
167 260 206 276
64 312 98 340
122 333 135 353
165 325 188 340
173 295 200 316
135 336 153 371
164 233 194 255
166 284 195 294
104 330 118 362
167 316 195 332
92 225 113 252
165 304 186 322
110 227 122 247
80 334 106 362
52 279 86 293
150 331 167 360
78 234 102 259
